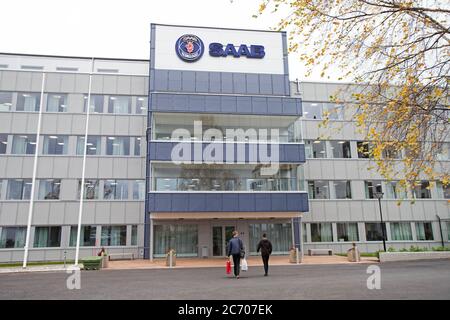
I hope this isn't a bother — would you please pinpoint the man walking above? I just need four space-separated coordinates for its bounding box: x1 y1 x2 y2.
257 233 272 276
227 230 244 279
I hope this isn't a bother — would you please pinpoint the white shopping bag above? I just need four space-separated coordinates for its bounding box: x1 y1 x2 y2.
241 258 248 271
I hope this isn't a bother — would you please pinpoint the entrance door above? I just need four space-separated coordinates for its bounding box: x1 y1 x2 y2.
212 225 235 257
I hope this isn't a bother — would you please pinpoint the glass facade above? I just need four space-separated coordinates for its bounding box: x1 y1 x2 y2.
78 180 100 200
305 140 326 158
249 223 292 254
101 226 127 246
333 180 352 199
16 92 40 111
0 91 13 111
390 222 413 241
330 141 351 158
69 226 97 247
0 227 26 248
34 227 61 247
365 223 386 241
104 180 128 200
365 180 382 199
11 135 36 154
106 136 130 155
412 181 431 199
76 136 101 155
0 134 7 154
38 179 61 200
43 135 68 155
154 224 198 257
308 180 329 199
415 222 433 241
337 223 359 242
84 94 104 113
310 223 333 242
46 94 67 112
108 96 131 114
7 179 32 200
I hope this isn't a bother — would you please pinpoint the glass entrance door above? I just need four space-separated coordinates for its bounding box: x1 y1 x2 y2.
212 225 235 257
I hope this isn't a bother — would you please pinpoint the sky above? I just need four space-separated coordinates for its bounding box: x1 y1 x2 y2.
0 0 324 81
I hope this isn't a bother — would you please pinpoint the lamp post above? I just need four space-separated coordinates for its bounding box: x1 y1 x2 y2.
373 191 387 252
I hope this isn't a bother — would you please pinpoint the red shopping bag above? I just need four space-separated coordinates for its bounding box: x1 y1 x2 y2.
226 260 231 274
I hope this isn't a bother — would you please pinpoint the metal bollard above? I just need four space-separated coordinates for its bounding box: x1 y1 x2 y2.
296 248 299 264
169 251 173 268
64 250 67 269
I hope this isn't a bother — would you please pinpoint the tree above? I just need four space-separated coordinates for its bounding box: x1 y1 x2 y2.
256 0 450 197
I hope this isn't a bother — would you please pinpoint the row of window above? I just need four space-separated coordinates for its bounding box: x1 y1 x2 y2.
0 134 142 156
307 180 450 200
0 91 148 114
305 140 450 161
303 221 444 243
0 179 145 200
0 225 138 249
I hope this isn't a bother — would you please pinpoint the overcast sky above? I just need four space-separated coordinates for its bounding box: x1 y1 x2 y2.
0 0 326 81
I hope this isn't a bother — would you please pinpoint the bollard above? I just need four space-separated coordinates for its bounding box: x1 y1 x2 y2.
169 250 173 268
296 248 299 264
64 250 67 269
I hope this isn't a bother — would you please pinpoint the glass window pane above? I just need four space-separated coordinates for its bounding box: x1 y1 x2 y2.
108 96 131 114
106 137 130 155
7 179 32 200
84 94 104 113
34 227 61 247
0 227 26 248
337 223 359 242
302 102 322 120
101 226 127 246
136 97 147 114
104 180 128 200
305 140 326 158
11 135 36 154
412 181 431 199
0 134 7 154
133 180 145 200
16 92 40 111
78 180 99 200
330 141 351 158
154 224 198 257
308 180 330 199
390 222 413 241
131 225 138 246
364 180 383 199
69 226 97 247
385 181 407 199
0 92 13 111
365 223 386 241
357 141 372 159
46 93 67 112
134 137 141 156
76 136 101 155
334 180 352 199
323 103 344 120
38 179 61 200
310 223 333 242
415 222 433 240
43 135 68 155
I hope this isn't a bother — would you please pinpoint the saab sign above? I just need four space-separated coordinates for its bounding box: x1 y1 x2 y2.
176 34 265 62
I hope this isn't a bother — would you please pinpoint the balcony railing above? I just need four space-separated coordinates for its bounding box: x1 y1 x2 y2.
154 177 297 192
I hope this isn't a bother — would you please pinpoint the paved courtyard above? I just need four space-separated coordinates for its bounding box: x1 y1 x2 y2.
0 259 449 299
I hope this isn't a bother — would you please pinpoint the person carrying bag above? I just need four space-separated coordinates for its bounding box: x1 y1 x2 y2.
226 230 244 279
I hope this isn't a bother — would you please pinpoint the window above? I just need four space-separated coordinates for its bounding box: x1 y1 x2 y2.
133 180 145 200
365 223 386 241
101 226 127 246
84 94 104 113
46 93 67 112
323 103 344 120
131 225 138 246
154 224 198 257
357 141 371 159
390 222 413 241
34 227 61 247
76 136 101 155
0 134 7 154
330 141 351 158
412 181 431 199
136 97 148 114
436 142 449 161
7 179 32 200
302 102 323 120
308 180 330 199
383 146 401 159
0 227 26 248
69 226 97 247
108 96 131 114
134 137 141 156
248 223 292 253
305 140 326 158
11 135 36 154
16 92 40 111
385 181 407 199
447 222 450 241
337 223 359 242
436 182 450 199
106 136 130 155
302 223 307 243
415 222 433 241
38 179 61 200
78 180 100 200
365 180 383 199
43 135 68 155
0 92 13 111
334 180 352 199
310 223 333 242
104 180 128 200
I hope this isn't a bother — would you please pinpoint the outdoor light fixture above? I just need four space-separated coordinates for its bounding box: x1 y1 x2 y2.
373 191 387 252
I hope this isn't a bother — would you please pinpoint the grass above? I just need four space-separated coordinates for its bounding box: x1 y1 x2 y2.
0 260 75 268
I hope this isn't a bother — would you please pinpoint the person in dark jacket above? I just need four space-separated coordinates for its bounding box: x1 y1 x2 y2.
257 233 272 276
226 230 244 278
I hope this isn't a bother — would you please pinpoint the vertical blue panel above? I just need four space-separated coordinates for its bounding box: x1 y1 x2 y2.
252 97 267 114
209 72 221 93
255 193 271 211
189 193 206 211
267 97 283 114
208 194 223 211
168 70 182 92
204 95 221 113
154 70 168 91
271 193 287 211
222 194 239 211
221 96 237 113
189 95 205 112
236 96 252 114
182 71 195 92
238 194 255 211
195 71 209 93
172 95 188 110
233 73 246 94
272 74 285 95
246 74 259 94
282 98 297 114
172 193 189 211
259 74 273 95
154 194 172 211
221 73 233 94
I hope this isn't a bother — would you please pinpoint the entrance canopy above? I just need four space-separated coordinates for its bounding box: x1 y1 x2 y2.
151 212 304 220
